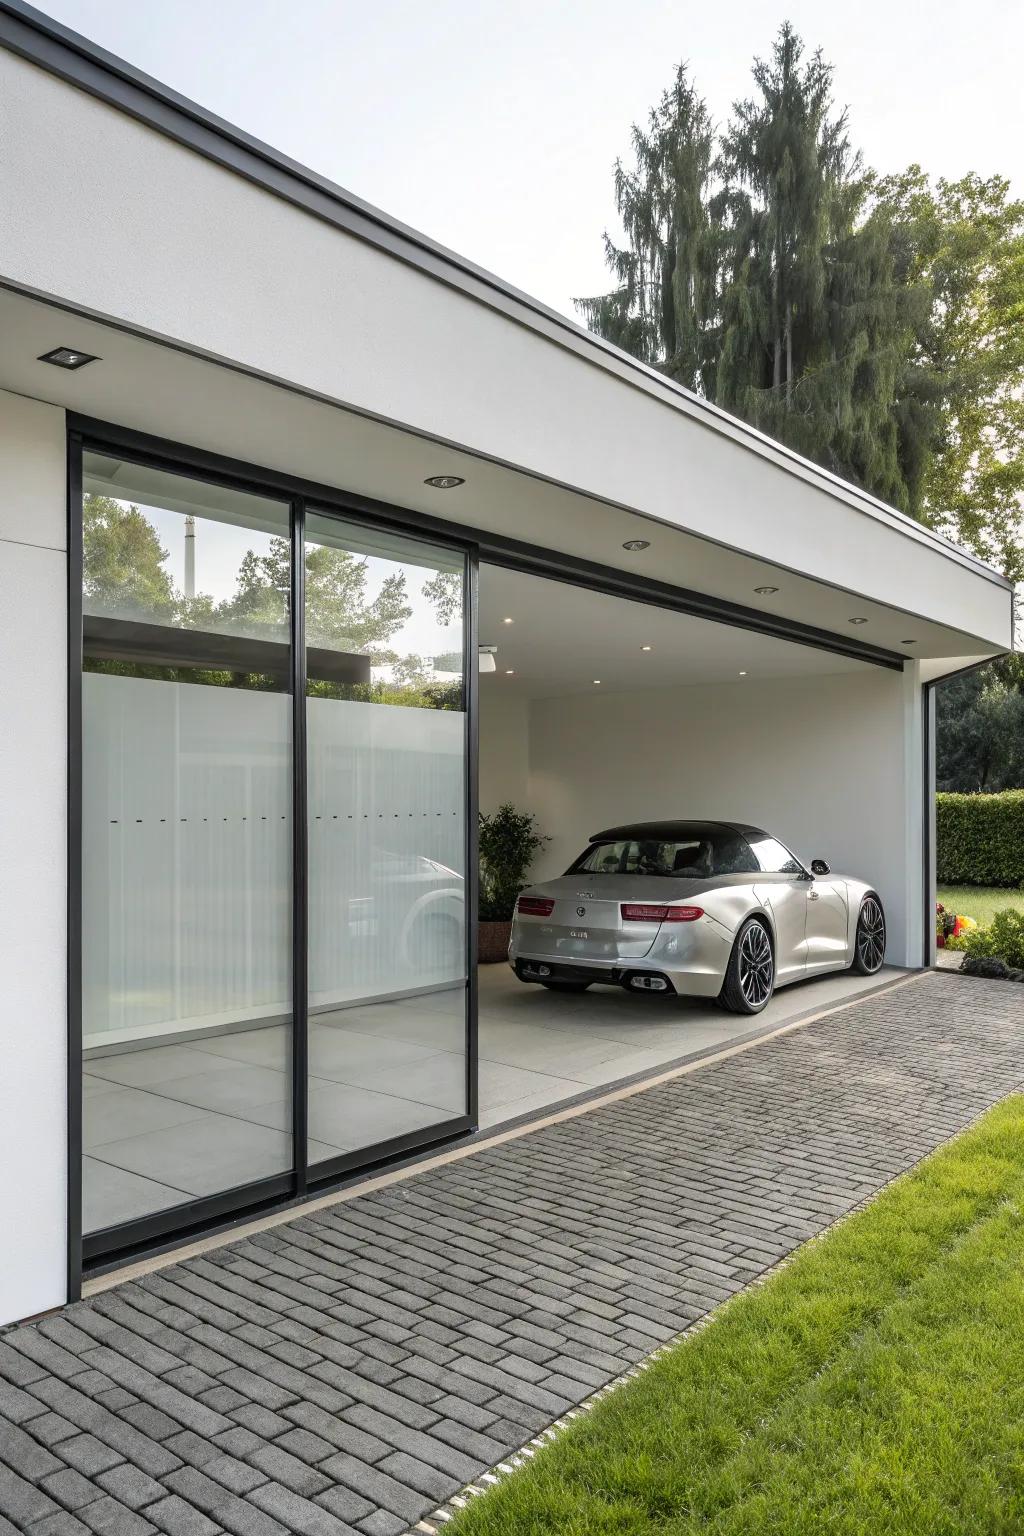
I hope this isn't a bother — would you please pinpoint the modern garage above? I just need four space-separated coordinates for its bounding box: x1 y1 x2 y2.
471 563 915 1128
0 5 1014 1319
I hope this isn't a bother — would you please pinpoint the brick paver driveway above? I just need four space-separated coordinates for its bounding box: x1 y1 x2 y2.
2 972 1022 1536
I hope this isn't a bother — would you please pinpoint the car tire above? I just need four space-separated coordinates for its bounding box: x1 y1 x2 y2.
540 979 592 993
719 917 775 1015
851 894 886 974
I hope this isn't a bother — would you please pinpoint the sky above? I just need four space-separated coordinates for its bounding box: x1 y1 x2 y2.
39 0 1024 320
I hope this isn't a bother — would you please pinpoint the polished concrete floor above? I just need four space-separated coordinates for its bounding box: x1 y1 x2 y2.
83 962 899 1233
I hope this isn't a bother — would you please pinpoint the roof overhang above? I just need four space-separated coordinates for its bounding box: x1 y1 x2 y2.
0 0 1014 669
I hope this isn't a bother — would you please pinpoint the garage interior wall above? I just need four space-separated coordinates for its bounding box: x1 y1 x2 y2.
0 387 68 1325
479 666 923 969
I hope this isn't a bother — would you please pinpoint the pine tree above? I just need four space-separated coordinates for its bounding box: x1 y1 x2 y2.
714 24 925 507
575 65 719 393
578 24 939 514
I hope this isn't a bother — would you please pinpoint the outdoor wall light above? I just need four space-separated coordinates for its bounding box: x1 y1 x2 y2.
424 475 465 489
622 539 650 551
848 616 869 625
38 346 99 370
754 585 779 595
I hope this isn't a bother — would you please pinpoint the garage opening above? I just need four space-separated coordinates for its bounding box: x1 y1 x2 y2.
474 563 906 1131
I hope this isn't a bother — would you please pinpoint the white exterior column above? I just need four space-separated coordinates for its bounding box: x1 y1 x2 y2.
0 389 68 1323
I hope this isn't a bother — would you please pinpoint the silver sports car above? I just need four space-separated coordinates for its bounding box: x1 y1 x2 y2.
509 820 886 1015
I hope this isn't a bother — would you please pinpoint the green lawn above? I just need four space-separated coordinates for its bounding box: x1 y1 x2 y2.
938 884 1020 928
450 1097 1024 1536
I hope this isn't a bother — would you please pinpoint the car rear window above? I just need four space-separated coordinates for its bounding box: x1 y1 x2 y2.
569 834 758 877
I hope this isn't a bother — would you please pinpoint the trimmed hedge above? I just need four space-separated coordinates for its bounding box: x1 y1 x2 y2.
936 790 1024 887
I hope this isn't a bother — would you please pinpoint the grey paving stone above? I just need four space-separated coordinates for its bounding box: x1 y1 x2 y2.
25 1513 92 1536
227 1407 291 1440
28 1385 181 1479
243 1443 332 1498
245 1482 358 1536
55 1436 125 1478
283 1408 390 1466
161 1468 286 1536
144 1496 222 1536
375 1450 457 1502
355 1508 409 1536
0 1463 61 1527
0 1419 64 1480
202 1454 268 1496
74 1493 157 1535
0 1340 48 1386
312 1486 374 1525
93 1466 165 1512
212 1429 262 1460
0 1378 47 1424
314 1454 429 1523
39 1468 104 1512
274 1427 335 1465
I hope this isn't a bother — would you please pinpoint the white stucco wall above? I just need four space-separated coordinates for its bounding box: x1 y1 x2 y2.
0 389 67 1324
478 688 530 815
495 669 924 969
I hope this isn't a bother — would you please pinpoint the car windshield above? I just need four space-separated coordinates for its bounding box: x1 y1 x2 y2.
569 834 758 878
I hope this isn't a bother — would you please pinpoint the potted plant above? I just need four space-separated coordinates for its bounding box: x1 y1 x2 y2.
478 803 549 963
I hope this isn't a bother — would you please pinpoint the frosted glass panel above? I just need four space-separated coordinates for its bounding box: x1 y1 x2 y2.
83 676 291 1044
305 512 468 1162
80 457 294 1238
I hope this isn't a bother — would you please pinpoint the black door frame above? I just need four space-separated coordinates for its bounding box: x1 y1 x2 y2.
66 413 907 1293
68 421 479 1287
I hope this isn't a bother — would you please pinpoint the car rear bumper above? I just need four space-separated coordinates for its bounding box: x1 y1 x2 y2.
510 952 725 998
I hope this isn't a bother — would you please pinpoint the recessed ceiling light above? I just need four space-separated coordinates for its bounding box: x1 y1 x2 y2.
739 670 747 676
848 617 868 625
505 669 515 675
502 617 514 625
424 475 465 489
901 639 917 645
593 679 602 685
622 539 650 551
38 346 99 370
754 585 779 595
641 645 652 652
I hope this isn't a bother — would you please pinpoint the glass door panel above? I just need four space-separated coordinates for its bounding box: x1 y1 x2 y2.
80 454 293 1237
304 511 469 1163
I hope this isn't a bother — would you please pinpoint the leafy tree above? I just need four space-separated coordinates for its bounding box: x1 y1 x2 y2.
874 169 1024 580
576 64 720 392
936 656 1024 791
82 494 176 618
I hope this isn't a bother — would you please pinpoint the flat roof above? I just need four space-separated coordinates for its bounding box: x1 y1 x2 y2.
0 0 1011 593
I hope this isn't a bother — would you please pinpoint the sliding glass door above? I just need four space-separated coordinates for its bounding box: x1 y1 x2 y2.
305 513 469 1169
75 438 473 1264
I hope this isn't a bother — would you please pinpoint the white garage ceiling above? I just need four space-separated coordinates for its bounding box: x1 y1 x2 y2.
478 564 869 698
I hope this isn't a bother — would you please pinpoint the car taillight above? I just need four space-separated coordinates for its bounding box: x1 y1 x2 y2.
517 896 555 917
621 903 704 923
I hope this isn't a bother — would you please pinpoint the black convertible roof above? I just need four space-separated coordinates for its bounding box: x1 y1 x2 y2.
589 821 767 844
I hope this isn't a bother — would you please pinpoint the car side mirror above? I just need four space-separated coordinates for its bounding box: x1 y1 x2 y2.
810 858 830 877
